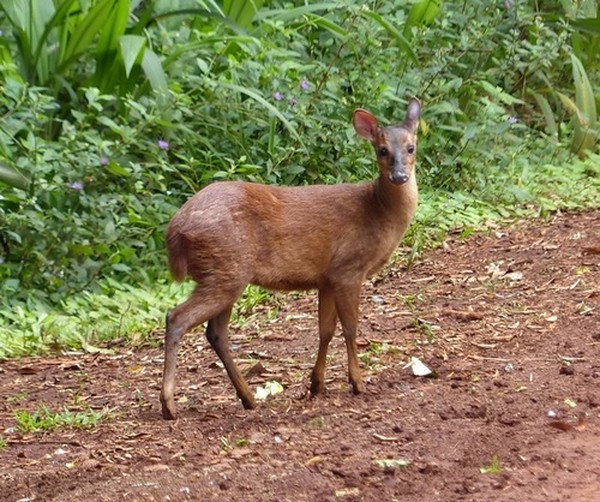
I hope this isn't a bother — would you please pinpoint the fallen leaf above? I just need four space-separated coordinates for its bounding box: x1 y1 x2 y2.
255 380 284 400
409 356 432 377
374 458 411 469
305 455 324 466
486 262 504 279
504 271 523 281
335 488 360 498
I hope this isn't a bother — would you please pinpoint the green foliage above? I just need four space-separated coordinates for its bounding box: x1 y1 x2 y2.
0 0 277 117
14 404 109 433
0 0 598 358
0 279 189 359
0 0 167 97
0 84 181 305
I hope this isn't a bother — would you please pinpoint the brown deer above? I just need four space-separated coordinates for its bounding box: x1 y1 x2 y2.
160 98 421 419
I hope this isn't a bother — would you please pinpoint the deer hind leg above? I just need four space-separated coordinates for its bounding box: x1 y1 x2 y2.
205 305 256 410
310 287 338 396
334 285 365 395
160 283 243 419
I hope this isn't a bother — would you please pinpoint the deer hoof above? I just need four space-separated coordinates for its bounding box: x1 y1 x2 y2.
160 396 177 420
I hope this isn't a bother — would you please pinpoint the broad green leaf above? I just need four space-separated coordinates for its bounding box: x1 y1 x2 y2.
479 81 523 105
254 3 348 37
404 0 441 38
557 92 597 156
571 17 600 36
557 92 586 125
32 0 78 77
1 0 58 83
120 35 146 78
141 48 168 96
532 92 558 137
566 54 597 156
257 3 344 22
310 16 347 38
61 0 115 68
0 162 30 190
571 54 596 126
223 0 263 28
97 0 130 54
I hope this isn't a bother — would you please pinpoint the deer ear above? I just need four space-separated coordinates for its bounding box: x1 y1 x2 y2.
404 98 421 133
353 109 379 141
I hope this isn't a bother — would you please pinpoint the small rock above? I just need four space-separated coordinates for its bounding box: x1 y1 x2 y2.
218 480 231 491
392 424 403 433
559 365 575 376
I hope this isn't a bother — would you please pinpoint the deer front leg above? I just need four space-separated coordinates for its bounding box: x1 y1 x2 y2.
334 285 365 395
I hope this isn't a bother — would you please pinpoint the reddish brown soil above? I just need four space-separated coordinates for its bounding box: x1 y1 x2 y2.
1 211 599 502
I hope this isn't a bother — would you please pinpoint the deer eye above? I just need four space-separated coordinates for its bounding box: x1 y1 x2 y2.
377 146 388 157
407 144 415 154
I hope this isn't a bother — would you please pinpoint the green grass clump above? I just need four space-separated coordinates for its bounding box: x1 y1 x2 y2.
14 405 110 433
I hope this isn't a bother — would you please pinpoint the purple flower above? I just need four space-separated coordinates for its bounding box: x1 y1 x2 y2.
300 80 310 91
100 155 109 166
507 115 518 124
273 91 283 101
290 97 298 106
69 181 84 190
157 139 169 150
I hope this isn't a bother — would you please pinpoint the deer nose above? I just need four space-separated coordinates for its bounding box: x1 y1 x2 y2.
389 170 409 185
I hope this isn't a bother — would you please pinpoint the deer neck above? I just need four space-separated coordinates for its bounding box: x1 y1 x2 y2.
372 175 418 229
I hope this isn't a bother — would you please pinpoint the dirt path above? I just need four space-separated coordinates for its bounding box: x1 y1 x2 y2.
1 210 599 501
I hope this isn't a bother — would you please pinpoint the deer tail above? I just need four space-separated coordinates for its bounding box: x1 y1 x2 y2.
166 228 188 282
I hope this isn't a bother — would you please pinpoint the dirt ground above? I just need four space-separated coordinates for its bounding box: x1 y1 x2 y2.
1 210 599 502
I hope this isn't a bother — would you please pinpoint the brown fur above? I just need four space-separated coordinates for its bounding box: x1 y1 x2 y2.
160 98 421 418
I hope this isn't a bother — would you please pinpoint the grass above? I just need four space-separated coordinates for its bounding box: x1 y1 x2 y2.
0 154 598 360
13 404 110 434
480 454 503 474
359 341 404 371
